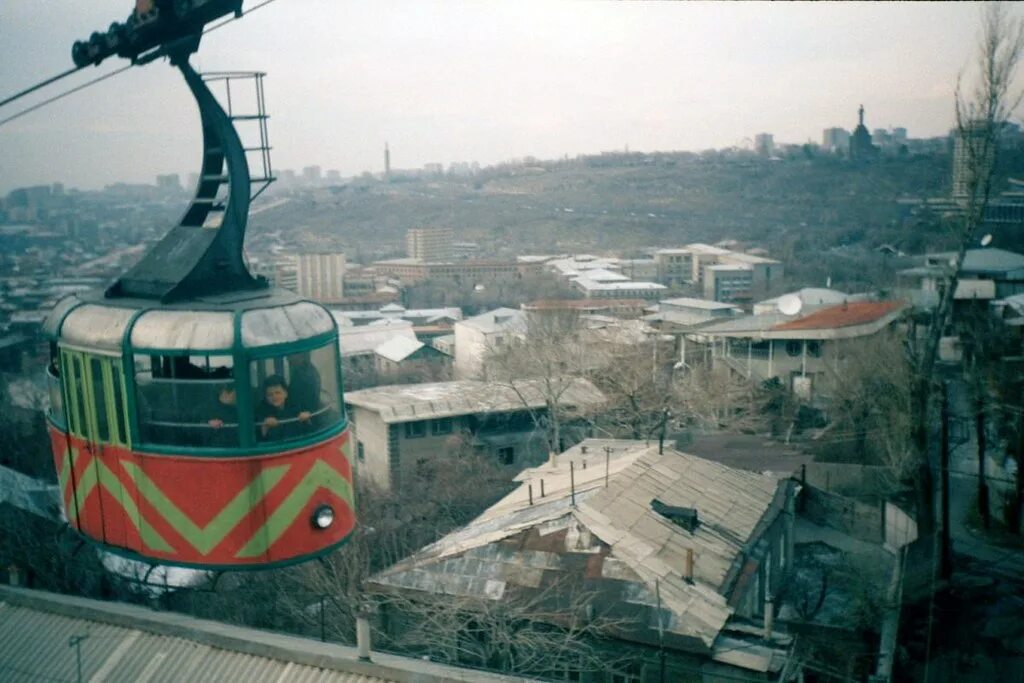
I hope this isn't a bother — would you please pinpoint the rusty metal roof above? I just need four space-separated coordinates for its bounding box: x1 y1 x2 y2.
770 301 904 331
368 440 792 656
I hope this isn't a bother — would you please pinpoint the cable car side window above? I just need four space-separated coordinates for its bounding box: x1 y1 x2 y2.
47 346 66 427
134 353 238 448
250 341 342 444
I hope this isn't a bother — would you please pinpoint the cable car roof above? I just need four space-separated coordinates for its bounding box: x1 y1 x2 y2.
45 287 337 353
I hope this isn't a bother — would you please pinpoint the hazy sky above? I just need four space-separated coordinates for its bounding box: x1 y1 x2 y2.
0 1 1011 193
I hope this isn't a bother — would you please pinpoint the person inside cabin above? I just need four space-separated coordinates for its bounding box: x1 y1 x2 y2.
286 352 322 413
255 375 312 442
204 383 239 447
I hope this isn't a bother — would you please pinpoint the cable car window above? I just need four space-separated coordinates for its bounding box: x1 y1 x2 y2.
47 357 65 427
62 351 86 437
134 353 238 448
89 358 111 443
250 342 342 443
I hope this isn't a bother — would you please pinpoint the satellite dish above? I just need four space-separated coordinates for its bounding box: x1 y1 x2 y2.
474 284 485 292
980 234 993 246
777 294 803 316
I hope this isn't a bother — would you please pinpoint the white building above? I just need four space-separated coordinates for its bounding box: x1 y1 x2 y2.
296 252 346 303
452 307 526 379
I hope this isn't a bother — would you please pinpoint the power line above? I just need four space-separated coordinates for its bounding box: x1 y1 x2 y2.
0 65 83 110
0 0 282 129
0 64 133 128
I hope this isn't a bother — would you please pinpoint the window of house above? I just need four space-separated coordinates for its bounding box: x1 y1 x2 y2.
807 341 822 357
497 446 515 465
357 441 365 462
785 340 802 357
404 420 427 439
432 417 453 435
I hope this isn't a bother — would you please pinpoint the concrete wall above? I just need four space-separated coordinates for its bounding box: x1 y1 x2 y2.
349 405 392 488
453 322 487 379
802 463 894 497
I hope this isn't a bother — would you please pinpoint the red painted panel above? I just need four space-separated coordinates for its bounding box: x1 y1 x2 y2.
48 424 356 568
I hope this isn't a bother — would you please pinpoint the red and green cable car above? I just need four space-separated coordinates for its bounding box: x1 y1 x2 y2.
42 8 355 569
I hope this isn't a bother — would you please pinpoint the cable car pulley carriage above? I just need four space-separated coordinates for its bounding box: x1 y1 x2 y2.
42 0 356 569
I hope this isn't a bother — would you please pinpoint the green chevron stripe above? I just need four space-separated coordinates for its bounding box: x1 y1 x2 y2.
94 460 174 553
121 461 289 555
57 449 171 552
59 447 98 524
235 459 354 559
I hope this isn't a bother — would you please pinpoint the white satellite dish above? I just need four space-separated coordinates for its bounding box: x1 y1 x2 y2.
777 294 803 316
980 234 993 246
474 284 485 292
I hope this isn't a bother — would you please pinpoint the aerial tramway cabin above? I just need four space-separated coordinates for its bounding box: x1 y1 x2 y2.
40 0 355 570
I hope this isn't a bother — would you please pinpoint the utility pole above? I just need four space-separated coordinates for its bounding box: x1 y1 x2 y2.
940 381 953 580
976 395 990 529
69 634 88 683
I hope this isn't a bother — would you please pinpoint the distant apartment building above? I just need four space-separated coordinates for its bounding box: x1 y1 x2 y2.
296 252 346 302
952 120 994 200
405 226 454 262
372 258 542 286
301 165 322 185
754 132 774 157
155 174 181 191
822 127 850 153
273 255 298 291
654 244 782 302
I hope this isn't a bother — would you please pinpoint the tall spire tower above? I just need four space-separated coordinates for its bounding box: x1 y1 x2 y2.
384 142 391 178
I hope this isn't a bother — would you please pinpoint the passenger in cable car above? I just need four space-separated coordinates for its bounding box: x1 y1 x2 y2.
255 375 312 442
204 382 239 447
287 352 321 411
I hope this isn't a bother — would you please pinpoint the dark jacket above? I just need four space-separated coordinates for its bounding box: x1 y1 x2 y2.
255 399 310 442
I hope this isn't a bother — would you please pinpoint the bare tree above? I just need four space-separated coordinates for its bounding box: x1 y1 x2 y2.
908 3 1024 534
484 311 597 459
375 577 638 677
821 334 915 488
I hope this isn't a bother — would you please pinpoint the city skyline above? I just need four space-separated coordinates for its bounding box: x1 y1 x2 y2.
0 1 1013 193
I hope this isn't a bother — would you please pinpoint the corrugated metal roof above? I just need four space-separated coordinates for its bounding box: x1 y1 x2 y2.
368 440 790 655
0 587 529 683
345 378 605 424
770 301 903 331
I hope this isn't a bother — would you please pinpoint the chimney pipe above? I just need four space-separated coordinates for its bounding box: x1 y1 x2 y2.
684 548 694 584
763 595 774 641
356 615 372 661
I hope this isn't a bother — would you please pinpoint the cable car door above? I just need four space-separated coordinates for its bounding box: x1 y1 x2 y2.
60 349 136 550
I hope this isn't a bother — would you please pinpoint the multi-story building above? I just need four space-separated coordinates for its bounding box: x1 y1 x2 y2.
952 120 993 201
295 252 346 302
406 227 455 262
372 258 542 286
822 127 850 153
654 244 782 302
754 132 774 157
301 165 322 185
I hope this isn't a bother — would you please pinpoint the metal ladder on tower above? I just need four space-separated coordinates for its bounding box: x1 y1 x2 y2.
191 71 275 228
